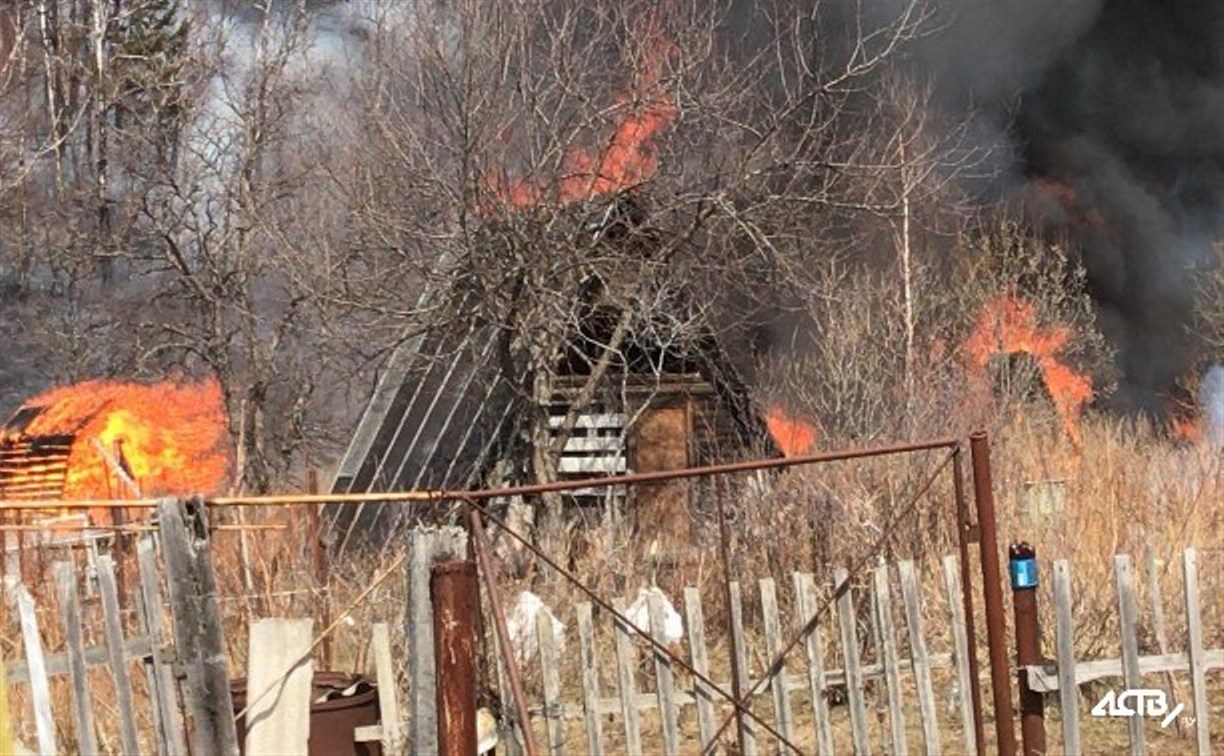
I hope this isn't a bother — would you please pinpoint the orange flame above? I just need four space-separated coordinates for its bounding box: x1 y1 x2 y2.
766 406 818 458
1169 416 1203 443
1 378 229 518
964 295 1093 441
489 30 677 209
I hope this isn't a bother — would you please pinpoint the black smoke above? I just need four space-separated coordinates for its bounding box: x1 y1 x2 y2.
915 0 1224 414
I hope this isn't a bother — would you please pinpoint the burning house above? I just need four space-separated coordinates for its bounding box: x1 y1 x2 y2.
0 379 229 526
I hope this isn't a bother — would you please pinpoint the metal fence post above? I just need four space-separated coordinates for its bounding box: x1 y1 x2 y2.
1010 542 1046 755
432 559 479 756
970 431 1017 756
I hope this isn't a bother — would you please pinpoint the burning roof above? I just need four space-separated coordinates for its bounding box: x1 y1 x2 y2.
0 379 229 516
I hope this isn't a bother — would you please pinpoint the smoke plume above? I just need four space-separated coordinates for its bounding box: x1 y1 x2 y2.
915 0 1224 414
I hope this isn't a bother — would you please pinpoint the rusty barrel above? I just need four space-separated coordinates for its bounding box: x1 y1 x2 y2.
231 671 383 755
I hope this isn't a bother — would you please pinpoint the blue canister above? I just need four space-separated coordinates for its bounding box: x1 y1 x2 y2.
1008 542 1039 589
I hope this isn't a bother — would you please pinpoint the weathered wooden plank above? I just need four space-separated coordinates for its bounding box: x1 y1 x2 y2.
1026 649 1224 692
3 632 154 684
491 626 523 756
897 560 941 755
371 623 403 754
1052 560 1081 755
54 560 98 756
547 413 626 429
245 619 314 756
873 566 907 756
575 603 605 755
613 598 643 754
758 578 794 749
729 580 758 756
10 582 56 755
158 497 240 756
833 567 870 756
97 555 142 756
1183 548 1211 755
683 587 716 750
1115 554 1146 755
793 572 834 756
1145 546 1188 739
137 536 188 756
647 591 680 756
941 555 978 756
538 609 565 756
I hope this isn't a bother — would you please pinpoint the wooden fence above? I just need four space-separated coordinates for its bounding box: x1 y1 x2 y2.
488 554 982 756
1027 548 1222 755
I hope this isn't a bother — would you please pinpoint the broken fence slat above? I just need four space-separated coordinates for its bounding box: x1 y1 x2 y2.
1115 554 1147 756
941 555 979 756
612 598 643 754
1052 560 1082 755
97 555 142 756
898 560 941 756
245 618 314 756
11 582 56 755
648 590 680 756
873 566 908 756
834 567 871 756
54 560 98 756
759 577 795 750
576 603 605 755
137 535 189 756
793 572 835 756
1183 548 1211 755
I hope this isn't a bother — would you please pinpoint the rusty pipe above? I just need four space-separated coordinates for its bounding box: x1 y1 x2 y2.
953 446 988 754
971 431 1018 756
432 560 480 756
0 436 960 511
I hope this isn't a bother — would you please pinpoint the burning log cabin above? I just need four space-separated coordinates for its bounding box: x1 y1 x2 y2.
0 379 229 530
327 204 779 554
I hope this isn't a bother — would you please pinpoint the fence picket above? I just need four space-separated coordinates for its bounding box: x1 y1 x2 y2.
1052 560 1081 754
11 582 56 755
137 536 188 756
613 598 643 754
1114 554 1147 755
371 623 403 753
729 580 758 756
941 555 978 756
793 572 835 755
54 560 98 756
873 566 908 756
575 603 605 755
897 560 940 755
97 555 141 756
683 587 716 750
537 609 565 755
1183 548 1211 755
648 591 680 756
759 578 795 749
834 567 871 755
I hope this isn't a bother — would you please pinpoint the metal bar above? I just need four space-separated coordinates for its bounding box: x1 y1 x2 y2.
1009 542 1045 755
466 507 540 756
970 431 1017 756
432 560 479 756
0 436 959 511
953 446 987 754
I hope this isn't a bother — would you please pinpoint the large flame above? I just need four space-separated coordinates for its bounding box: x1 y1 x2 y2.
489 29 677 209
964 295 1093 441
766 406 818 458
1 378 229 517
